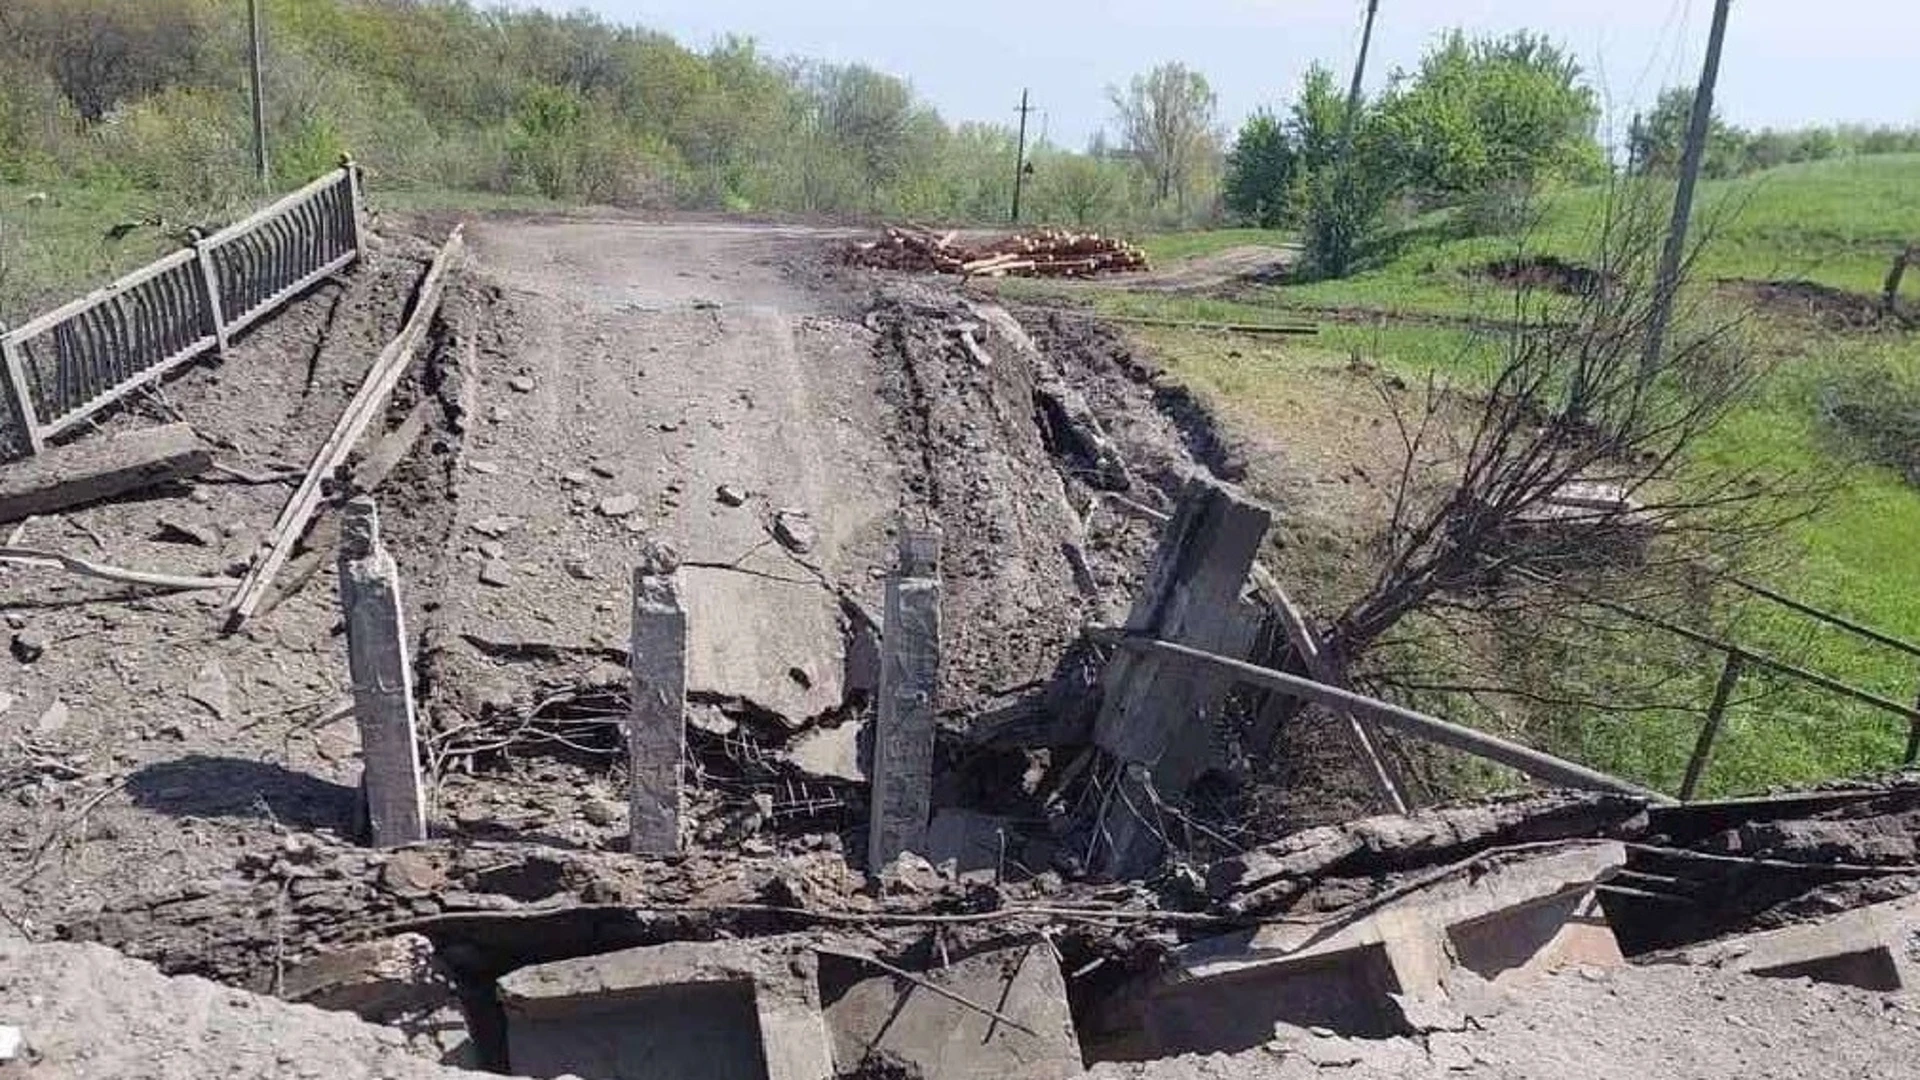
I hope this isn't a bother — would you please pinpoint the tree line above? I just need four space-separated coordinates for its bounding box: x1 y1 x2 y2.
0 1 1915 250
0 0 1226 229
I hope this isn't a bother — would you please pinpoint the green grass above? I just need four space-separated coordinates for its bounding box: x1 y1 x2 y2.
1113 155 1920 797
0 181 177 323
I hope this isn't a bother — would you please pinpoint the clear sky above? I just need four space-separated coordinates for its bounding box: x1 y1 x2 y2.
534 1 1920 150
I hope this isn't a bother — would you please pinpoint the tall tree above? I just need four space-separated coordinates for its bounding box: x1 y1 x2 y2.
1222 109 1294 227
1108 62 1219 209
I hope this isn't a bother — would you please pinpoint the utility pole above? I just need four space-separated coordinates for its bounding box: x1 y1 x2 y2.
1336 0 1381 161
1640 0 1733 384
248 0 270 191
1011 89 1034 224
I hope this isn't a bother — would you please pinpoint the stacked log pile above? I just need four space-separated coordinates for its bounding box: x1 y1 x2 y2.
849 226 1149 278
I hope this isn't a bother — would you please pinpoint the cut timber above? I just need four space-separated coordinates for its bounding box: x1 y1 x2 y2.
0 422 210 523
629 547 688 856
1090 475 1271 876
226 226 465 630
869 526 942 871
336 498 427 847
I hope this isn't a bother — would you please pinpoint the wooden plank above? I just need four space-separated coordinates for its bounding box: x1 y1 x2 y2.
336 498 427 846
0 422 209 523
226 226 464 629
870 526 943 871
629 547 688 856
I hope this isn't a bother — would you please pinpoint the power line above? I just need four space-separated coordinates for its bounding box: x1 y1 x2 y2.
1011 89 1036 224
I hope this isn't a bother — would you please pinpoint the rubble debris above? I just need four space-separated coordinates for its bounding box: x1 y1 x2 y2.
783 720 867 783
498 937 834 1080
281 934 477 1068
848 227 1149 279
478 559 514 588
599 493 642 517
0 422 212 524
716 484 748 507
186 660 234 722
507 375 536 393
0 1025 19 1063
1655 888 1920 992
823 941 1082 1079
681 566 846 726
1090 840 1627 1059
152 516 217 546
773 508 818 554
33 700 69 736
0 939 473 1080
10 628 49 663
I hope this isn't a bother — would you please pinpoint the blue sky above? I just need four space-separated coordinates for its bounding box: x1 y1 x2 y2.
534 1 1920 150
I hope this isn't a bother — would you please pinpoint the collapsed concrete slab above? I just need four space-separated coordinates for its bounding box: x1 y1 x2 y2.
1658 891 1920 991
497 936 834 1080
281 933 478 1069
821 939 1083 1080
680 565 846 725
1089 840 1626 1059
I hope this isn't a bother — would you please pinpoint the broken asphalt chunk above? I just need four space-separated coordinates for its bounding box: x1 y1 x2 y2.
479 559 515 588
716 484 747 507
470 515 523 539
598 494 642 518
10 629 49 663
773 508 817 553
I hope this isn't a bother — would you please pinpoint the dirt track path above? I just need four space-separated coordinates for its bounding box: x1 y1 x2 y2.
448 221 898 724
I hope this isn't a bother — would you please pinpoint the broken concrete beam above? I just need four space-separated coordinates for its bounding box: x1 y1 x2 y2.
0 422 210 523
335 498 426 847
280 933 478 1068
1089 474 1271 876
1658 891 1920 991
1094 841 1626 1059
870 525 942 872
498 936 834 1080
1208 792 1650 905
629 545 687 855
822 939 1083 1080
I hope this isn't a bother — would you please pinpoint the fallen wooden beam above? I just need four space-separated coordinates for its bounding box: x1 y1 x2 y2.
0 422 211 524
225 226 465 630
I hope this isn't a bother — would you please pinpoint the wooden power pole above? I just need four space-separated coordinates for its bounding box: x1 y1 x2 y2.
1011 89 1034 223
248 0 270 191
1337 0 1381 161
1641 0 1734 383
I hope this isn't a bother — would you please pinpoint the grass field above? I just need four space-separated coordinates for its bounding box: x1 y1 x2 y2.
1111 153 1920 796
